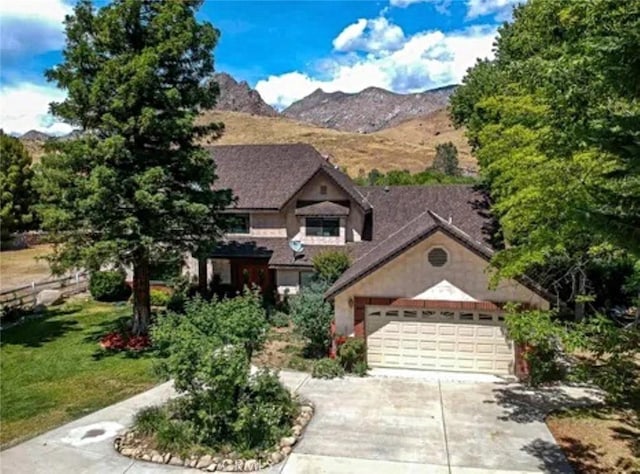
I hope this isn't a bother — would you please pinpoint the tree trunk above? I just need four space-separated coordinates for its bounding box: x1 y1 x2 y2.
574 271 586 322
132 251 151 336
198 257 208 296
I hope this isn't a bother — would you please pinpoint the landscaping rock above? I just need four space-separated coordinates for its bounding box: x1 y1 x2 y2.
235 460 245 471
300 405 313 415
120 447 135 457
292 425 302 436
244 459 259 471
187 457 199 467
206 463 218 472
270 451 284 464
151 453 164 463
197 455 213 469
169 455 184 466
141 453 151 461
281 446 292 456
36 289 63 306
163 453 172 464
279 436 296 448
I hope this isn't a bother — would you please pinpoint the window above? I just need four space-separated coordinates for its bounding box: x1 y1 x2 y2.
299 271 314 287
320 185 328 195
306 217 339 237
229 213 250 234
427 247 448 267
459 312 474 321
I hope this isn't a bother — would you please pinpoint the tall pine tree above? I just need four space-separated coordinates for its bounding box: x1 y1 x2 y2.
37 0 233 334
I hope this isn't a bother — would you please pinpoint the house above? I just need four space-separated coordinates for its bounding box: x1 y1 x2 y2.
190 143 551 376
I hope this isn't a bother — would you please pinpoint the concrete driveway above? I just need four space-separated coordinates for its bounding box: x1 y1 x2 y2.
0 371 599 474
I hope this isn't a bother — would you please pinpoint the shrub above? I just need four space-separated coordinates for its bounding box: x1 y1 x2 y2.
312 250 351 284
352 360 369 377
337 337 366 372
147 291 294 454
134 406 168 436
312 358 345 379
504 307 565 385
89 270 131 302
289 281 334 358
269 311 290 328
150 289 171 306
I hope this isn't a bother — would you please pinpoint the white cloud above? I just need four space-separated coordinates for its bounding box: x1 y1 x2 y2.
0 0 72 56
0 83 73 136
256 19 497 110
333 17 405 53
466 0 522 19
389 0 429 7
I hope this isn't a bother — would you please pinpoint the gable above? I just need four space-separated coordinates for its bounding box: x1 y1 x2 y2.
333 230 550 308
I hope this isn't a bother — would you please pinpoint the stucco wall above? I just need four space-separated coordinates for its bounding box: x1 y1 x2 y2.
333 231 550 335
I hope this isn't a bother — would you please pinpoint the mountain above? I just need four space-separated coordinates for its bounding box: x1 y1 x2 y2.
282 84 457 133
20 130 52 141
212 73 278 117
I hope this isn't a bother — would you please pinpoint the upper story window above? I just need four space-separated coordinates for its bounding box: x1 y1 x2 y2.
320 185 328 195
229 213 250 234
306 217 339 237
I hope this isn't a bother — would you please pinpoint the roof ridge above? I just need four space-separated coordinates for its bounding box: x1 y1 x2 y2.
428 210 493 255
351 209 434 264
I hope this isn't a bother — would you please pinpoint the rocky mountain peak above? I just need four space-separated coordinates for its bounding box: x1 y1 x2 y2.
212 72 277 117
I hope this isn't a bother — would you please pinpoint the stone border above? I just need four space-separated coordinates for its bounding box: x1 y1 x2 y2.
114 400 314 472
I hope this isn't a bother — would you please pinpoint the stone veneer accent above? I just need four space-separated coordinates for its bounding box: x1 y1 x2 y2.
114 400 314 472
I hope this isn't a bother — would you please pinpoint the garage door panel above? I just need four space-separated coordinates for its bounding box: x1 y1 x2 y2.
365 306 514 375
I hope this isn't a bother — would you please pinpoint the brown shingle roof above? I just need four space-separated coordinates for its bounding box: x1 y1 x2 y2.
295 201 350 216
209 144 370 211
209 237 353 268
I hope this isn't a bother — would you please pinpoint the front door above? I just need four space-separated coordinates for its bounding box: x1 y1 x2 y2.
230 258 273 294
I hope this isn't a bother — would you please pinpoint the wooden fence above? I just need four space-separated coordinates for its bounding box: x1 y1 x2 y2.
0 272 89 311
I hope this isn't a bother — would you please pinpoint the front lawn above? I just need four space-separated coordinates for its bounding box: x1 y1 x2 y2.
0 299 160 448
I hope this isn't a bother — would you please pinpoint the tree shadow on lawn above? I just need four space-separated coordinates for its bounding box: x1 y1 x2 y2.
484 382 603 424
0 306 81 348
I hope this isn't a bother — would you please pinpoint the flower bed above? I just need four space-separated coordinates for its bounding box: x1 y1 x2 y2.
100 330 151 351
114 400 314 471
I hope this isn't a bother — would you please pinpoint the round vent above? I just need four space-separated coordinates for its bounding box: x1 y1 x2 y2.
428 248 448 267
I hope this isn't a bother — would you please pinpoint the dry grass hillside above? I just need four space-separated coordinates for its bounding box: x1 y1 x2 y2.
21 109 474 174
198 110 474 174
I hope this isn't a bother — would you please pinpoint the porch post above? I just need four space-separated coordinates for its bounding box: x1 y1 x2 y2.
198 257 208 296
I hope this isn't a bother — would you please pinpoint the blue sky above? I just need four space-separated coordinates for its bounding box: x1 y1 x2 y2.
0 0 520 135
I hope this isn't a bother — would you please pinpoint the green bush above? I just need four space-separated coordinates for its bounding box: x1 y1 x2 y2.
134 406 168 436
269 311 290 328
146 291 296 455
289 281 334 358
352 360 369 377
312 358 345 379
150 289 171 306
338 337 366 373
504 307 565 385
89 270 131 302
312 250 351 284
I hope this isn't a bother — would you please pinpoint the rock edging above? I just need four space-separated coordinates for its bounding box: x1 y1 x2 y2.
114 400 314 472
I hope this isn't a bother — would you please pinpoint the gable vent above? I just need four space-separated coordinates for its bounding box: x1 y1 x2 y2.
428 248 448 267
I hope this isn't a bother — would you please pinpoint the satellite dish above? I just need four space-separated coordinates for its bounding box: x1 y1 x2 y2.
288 239 304 253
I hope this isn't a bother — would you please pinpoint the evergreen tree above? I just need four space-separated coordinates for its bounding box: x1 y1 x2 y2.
37 0 233 334
0 132 35 244
432 142 459 176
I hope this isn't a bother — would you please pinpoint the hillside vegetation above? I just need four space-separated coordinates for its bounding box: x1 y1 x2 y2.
197 110 473 174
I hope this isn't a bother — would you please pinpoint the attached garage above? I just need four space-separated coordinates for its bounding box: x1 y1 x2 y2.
365 305 514 375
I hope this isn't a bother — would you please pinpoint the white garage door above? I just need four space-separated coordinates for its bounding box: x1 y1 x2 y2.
366 306 514 375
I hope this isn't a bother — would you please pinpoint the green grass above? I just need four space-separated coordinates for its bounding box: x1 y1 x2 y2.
0 299 161 448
